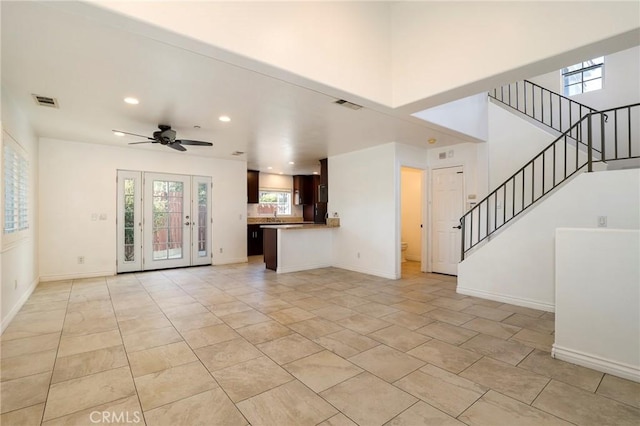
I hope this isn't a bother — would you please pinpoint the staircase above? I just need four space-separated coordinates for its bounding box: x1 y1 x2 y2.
460 80 639 259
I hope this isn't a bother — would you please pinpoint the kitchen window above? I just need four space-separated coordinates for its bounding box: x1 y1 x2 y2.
562 57 604 96
3 132 29 236
257 189 291 215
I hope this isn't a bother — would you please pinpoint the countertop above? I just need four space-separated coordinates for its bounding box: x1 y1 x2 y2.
260 223 338 229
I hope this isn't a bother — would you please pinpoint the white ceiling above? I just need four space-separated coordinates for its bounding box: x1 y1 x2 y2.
1 1 477 175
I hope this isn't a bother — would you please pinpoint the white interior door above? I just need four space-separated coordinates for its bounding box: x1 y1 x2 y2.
144 172 192 270
432 166 464 275
117 171 142 273
191 176 212 266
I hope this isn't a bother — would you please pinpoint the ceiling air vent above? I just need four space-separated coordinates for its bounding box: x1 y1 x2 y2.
32 94 59 108
334 99 363 110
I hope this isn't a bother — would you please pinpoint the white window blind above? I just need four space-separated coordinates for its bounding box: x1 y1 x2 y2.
3 137 29 234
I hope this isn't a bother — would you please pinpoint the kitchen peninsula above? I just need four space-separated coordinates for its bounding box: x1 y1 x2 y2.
262 223 338 273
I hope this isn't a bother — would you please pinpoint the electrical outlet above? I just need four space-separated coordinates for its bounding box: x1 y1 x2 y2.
78 256 85 264
357 252 360 259
598 216 607 227
219 248 223 253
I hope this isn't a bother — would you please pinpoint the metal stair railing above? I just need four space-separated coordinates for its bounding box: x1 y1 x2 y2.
460 103 639 260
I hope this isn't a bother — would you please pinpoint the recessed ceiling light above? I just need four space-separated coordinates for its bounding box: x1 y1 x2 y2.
124 97 139 105
288 161 295 165
219 115 231 122
113 131 125 137
428 138 437 144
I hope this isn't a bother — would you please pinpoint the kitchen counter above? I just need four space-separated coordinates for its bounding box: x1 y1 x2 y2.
262 223 338 273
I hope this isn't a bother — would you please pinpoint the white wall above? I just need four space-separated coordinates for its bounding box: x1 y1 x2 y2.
401 167 422 262
39 138 247 281
1 91 39 330
330 143 398 279
554 228 639 382
391 1 640 108
413 94 488 141
458 169 640 311
529 46 640 111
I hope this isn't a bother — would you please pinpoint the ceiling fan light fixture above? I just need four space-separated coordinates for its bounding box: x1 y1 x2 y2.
124 97 139 105
219 115 231 122
428 138 437 144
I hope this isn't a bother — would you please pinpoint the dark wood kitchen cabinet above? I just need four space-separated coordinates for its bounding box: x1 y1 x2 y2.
247 170 259 204
247 224 263 255
293 175 306 205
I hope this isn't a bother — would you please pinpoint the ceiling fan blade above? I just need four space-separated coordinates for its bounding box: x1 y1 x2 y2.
176 139 213 146
168 143 187 152
112 130 154 140
128 141 154 145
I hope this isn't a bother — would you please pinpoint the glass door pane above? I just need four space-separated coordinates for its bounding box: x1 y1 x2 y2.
144 173 191 270
192 176 212 265
117 170 142 273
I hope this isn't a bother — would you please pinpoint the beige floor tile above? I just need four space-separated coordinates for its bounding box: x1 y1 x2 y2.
235 320 293 344
368 325 430 352
462 304 514 321
597 374 640 408
144 388 246 426
424 308 475 326
288 317 343 340
52 345 128 383
0 403 45 426
168 312 222 333
122 326 183 353
366 293 407 305
134 361 218 411
195 338 262 371
340 314 390 334
394 368 484 417
461 334 534 365
352 302 399 318
66 299 113 313
209 300 253 317
257 333 323 364
1 309 67 341
284 350 363 392
510 328 554 352
62 309 118 337
417 321 478 345
498 304 546 318
0 332 60 359
161 302 210 319
312 305 357 321
321 372 417 426
220 309 271 329
238 380 337 426
1 349 57 381
518 350 603 392
129 341 197 377
318 413 358 426
431 297 475 312
212 356 294 402
42 395 142 426
459 390 571 426
502 313 555 334
181 323 239 349
0 372 51 414
290 296 333 311
316 329 381 357
57 329 122 358
460 357 549 404
462 317 521 339
390 299 436 314
269 306 316 324
118 313 173 336
386 401 465 425
380 311 433 330
349 345 424 382
329 294 370 308
534 379 640 425
114 304 163 322
408 339 482 373
43 366 135 421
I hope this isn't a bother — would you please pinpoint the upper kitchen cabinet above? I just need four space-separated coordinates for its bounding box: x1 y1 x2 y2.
247 170 259 204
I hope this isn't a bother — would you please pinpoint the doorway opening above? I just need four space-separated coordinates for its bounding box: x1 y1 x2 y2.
431 165 464 275
116 170 212 273
400 167 424 277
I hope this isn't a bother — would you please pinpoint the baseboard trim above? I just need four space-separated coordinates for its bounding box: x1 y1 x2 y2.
552 344 640 383
331 262 398 280
39 271 115 282
1 276 40 333
456 286 555 312
277 262 332 274
213 257 248 266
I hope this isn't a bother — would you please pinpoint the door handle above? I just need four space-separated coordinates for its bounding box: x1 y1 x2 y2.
185 222 191 226
452 225 461 229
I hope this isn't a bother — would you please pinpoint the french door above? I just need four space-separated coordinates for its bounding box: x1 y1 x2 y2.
117 171 211 273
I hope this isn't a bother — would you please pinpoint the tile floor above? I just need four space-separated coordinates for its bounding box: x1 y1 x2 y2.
1 259 639 425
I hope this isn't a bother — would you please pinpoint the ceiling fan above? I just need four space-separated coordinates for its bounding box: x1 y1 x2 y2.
113 124 213 152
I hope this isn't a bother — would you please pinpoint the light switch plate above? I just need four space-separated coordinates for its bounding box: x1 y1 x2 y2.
598 216 607 227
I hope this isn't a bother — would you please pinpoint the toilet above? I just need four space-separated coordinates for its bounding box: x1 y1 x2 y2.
401 242 408 263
